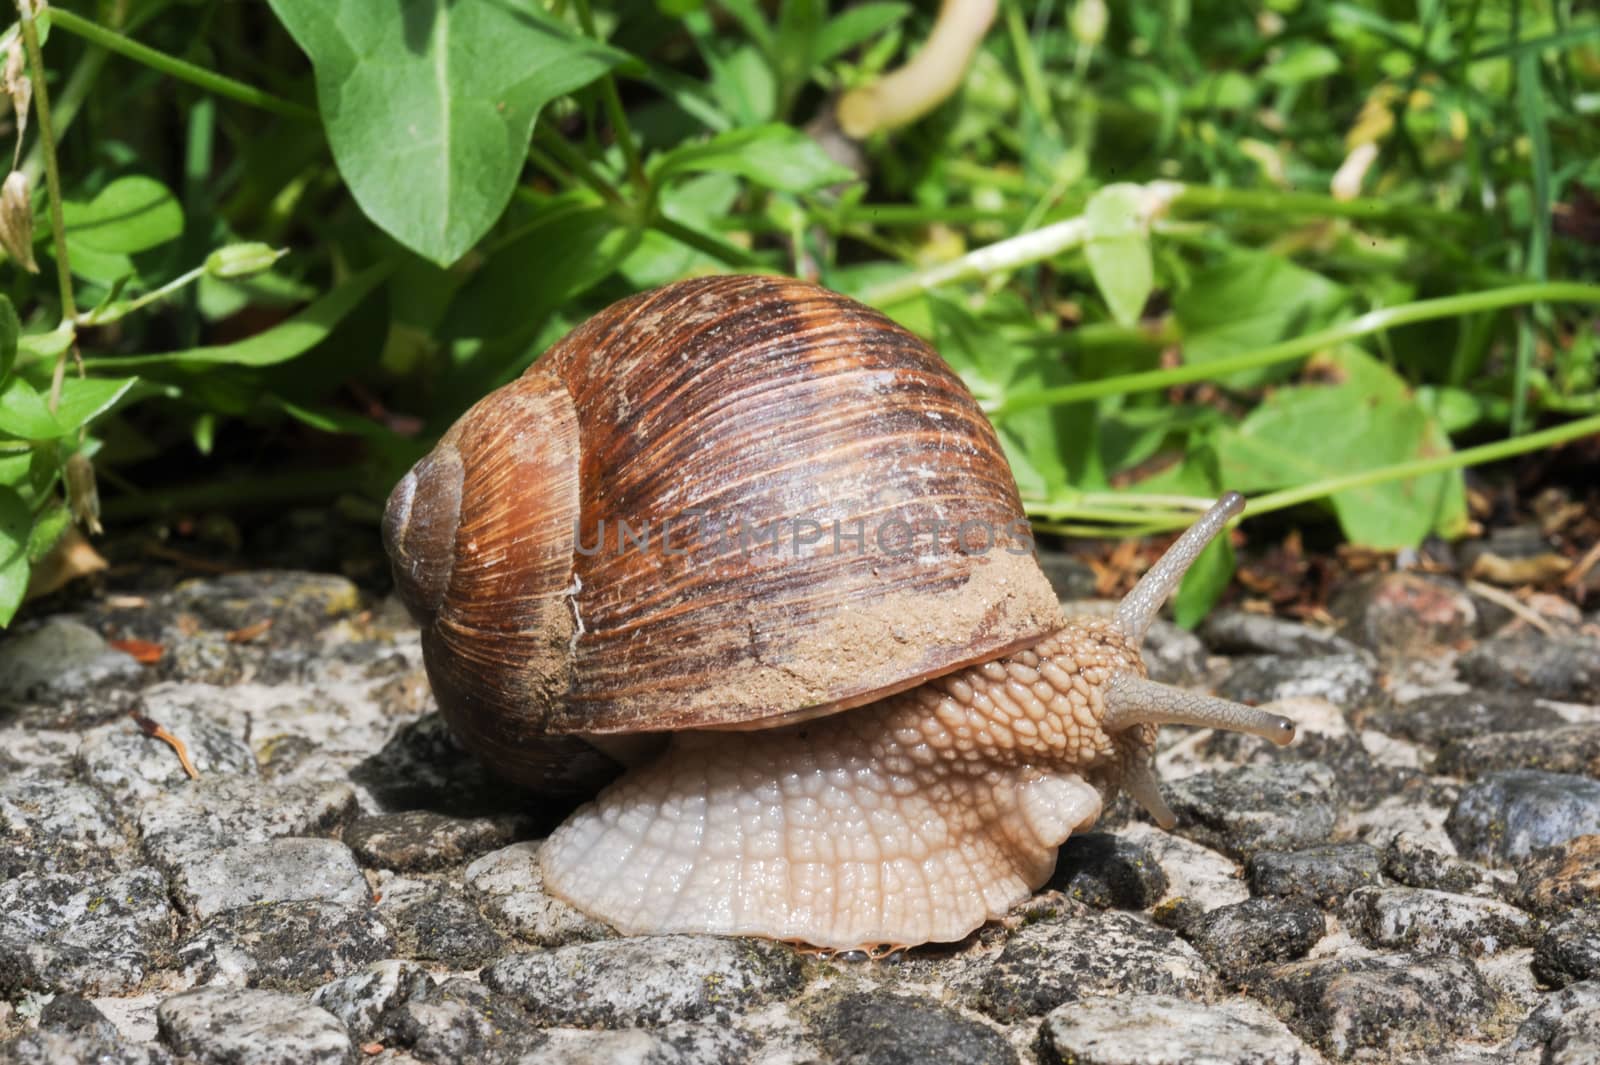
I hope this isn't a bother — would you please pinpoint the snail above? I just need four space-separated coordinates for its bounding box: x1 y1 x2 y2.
383 274 1294 951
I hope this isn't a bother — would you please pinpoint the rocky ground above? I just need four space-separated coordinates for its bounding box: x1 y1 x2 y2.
0 557 1598 1065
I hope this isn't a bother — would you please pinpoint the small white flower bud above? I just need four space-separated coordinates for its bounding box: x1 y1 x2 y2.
204 242 286 279
0 170 38 272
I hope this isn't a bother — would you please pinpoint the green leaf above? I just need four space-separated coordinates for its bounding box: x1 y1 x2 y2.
651 124 854 193
0 378 62 440
60 176 183 254
0 295 17 382
268 0 624 266
88 262 391 369
52 377 139 434
0 484 29 626
26 499 70 564
1174 253 1349 387
16 329 73 370
1084 183 1154 327
814 2 909 64
1215 349 1466 547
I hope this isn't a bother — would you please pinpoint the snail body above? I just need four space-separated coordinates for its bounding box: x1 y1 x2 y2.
384 275 1293 950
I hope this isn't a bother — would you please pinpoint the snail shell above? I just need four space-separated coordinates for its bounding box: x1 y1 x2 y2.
385 274 1061 788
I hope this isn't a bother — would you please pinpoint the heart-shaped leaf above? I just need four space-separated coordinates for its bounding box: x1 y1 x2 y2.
269 0 624 266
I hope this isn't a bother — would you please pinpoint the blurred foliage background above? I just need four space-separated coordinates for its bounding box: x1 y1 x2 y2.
0 0 1596 625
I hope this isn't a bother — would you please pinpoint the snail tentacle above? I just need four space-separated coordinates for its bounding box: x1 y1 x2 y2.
1103 673 1296 746
1120 758 1177 830
1114 491 1245 645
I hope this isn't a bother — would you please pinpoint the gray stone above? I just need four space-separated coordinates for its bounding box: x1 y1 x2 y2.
1436 724 1600 778
1508 979 1600 1056
1547 1006 1600 1065
344 810 527 872
137 775 359 871
1363 690 1566 746
0 1027 175 1065
1330 572 1478 658
464 842 612 945
809 990 1016 1065
1046 832 1168 910
1458 630 1600 703
310 960 433 1044
0 773 128 876
1515 834 1600 915
513 1025 756 1065
1216 654 1379 710
1186 897 1325 979
1535 906 1600 988
1246 843 1382 905
0 868 172 995
1039 552 1096 602
178 899 395 991
482 935 804 1027
976 909 1214 1021
1166 763 1339 860
1381 831 1498 897
156 986 353 1065
1040 993 1320 1065
1447 770 1600 864
0 618 145 704
1200 610 1363 659
1254 953 1508 1060
175 837 369 920
157 571 362 638
1342 886 1536 957
381 885 506 968
383 976 544 1063
1142 619 1210 686
78 688 257 801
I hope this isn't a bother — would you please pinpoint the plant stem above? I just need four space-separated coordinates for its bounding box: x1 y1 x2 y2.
1245 412 1600 518
993 282 1600 416
46 8 316 122
654 214 763 268
99 468 366 521
571 0 647 197
79 265 206 326
17 1 75 343
534 127 625 206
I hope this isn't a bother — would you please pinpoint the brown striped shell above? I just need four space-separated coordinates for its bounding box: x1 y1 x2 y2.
383 275 1063 789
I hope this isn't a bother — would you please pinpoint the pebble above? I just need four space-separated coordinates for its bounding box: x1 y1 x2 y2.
1184 897 1325 980
1165 763 1339 860
1343 885 1536 957
1256 952 1507 1060
173 837 369 920
1246 842 1381 905
1329 571 1478 658
310 959 432 1044
1141 619 1210 686
137 775 359 871
1509 980 1600 1059
0 1027 175 1065
1363 689 1567 746
1046 832 1168 909
1515 835 1600 916
1381 831 1499 897
1457 630 1600 703
177 899 395 990
0 773 128 876
0 868 173 996
464 841 612 945
1447 770 1600 863
1534 907 1600 988
1200 609 1364 658
482 935 804 1027
1040 992 1320 1065
1436 723 1600 778
155 986 352 1065
520 1024 758 1065
1216 653 1380 710
77 688 258 801
0 618 145 705
976 910 1214 1021
379 884 506 968
809 990 1017 1065
344 809 527 872
381 976 541 1064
